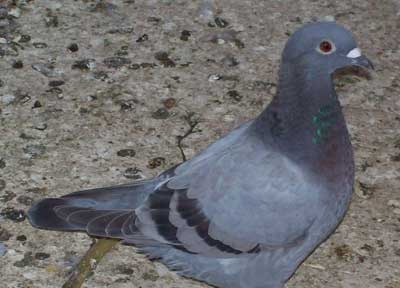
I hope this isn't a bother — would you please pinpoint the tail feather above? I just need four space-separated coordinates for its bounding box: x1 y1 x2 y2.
27 180 157 238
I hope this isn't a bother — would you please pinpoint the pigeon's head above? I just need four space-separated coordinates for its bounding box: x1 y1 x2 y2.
282 22 373 76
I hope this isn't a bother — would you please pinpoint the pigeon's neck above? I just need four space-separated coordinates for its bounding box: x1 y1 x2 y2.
253 63 352 178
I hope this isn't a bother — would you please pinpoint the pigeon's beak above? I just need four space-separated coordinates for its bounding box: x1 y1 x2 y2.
334 48 374 80
346 48 374 70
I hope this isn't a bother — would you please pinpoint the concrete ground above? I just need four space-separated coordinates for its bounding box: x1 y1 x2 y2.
0 0 399 287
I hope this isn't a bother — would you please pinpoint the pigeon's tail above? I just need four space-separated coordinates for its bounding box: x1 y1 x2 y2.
27 180 157 238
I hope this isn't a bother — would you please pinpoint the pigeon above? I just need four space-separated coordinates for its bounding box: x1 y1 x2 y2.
28 21 373 288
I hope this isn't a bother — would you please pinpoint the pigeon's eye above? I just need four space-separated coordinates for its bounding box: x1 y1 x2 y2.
317 40 336 55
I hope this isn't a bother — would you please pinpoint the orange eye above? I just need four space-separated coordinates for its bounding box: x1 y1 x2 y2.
319 41 333 53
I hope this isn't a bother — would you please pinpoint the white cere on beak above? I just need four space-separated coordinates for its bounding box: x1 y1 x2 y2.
347 48 362 58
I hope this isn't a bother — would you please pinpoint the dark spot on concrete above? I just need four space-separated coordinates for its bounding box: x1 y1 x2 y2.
0 159 5 169
103 57 132 68
233 38 245 49
148 157 166 169
215 17 229 28
0 79 4 87
117 149 136 157
152 108 170 119
0 179 5 191
334 244 353 261
1 208 26 222
227 90 242 102
136 34 149 43
12 60 23 69
33 100 42 108
67 43 79 52
48 80 65 87
180 30 191 41
72 59 95 70
35 252 50 260
19 34 31 43
16 235 27 242
154 51 175 67
107 27 134 34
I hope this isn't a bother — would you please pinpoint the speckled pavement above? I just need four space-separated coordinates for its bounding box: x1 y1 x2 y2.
0 0 399 287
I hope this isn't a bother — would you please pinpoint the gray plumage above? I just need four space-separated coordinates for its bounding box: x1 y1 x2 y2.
28 21 373 288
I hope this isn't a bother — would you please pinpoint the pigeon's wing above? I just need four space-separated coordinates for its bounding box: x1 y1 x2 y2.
134 122 323 257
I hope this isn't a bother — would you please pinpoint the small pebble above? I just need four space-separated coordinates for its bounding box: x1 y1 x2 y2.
117 149 136 157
